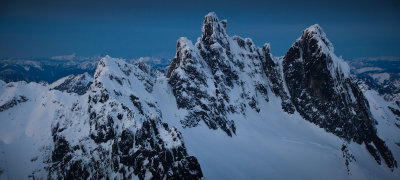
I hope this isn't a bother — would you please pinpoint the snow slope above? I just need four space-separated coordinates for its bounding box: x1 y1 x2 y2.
0 81 81 179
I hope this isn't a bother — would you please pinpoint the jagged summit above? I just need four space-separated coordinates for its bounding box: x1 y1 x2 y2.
302 24 324 35
201 12 228 46
203 12 227 30
298 24 334 56
292 24 350 79
300 24 334 52
166 37 196 78
167 12 271 137
204 12 218 19
262 43 271 54
302 24 326 37
284 24 397 169
299 24 330 50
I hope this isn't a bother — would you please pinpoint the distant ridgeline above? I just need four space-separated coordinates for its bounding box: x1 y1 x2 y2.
0 57 172 83
0 59 97 83
346 57 400 107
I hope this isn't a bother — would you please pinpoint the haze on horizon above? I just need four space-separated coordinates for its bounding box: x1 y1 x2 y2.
0 0 399 59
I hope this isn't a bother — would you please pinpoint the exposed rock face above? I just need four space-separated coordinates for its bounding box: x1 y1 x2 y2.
167 12 270 136
49 72 93 95
259 44 295 113
283 25 397 169
47 57 202 179
0 95 28 112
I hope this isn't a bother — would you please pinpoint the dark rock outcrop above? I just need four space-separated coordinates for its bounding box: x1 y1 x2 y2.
0 95 28 112
260 44 295 113
50 73 93 95
283 24 397 169
167 12 271 136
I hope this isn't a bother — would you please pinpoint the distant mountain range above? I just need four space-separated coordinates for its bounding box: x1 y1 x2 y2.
0 58 98 83
345 57 400 107
0 56 171 83
1 54 398 108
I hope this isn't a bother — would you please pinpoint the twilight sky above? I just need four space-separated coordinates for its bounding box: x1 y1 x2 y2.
0 0 399 59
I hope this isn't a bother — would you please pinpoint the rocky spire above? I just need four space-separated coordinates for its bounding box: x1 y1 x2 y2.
300 24 334 52
201 12 229 47
166 37 195 78
296 24 350 80
283 24 397 169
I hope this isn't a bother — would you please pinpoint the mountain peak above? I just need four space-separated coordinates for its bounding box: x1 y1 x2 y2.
166 37 195 78
262 43 271 54
304 24 323 33
204 12 218 21
201 12 228 46
300 24 334 52
292 24 350 79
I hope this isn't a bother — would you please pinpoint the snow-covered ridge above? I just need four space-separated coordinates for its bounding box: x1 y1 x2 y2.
0 56 203 179
49 72 92 89
48 72 93 95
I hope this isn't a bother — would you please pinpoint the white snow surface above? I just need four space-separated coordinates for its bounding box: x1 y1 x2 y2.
0 81 82 179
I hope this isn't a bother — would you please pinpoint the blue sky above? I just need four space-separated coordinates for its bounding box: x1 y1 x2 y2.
0 0 399 59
